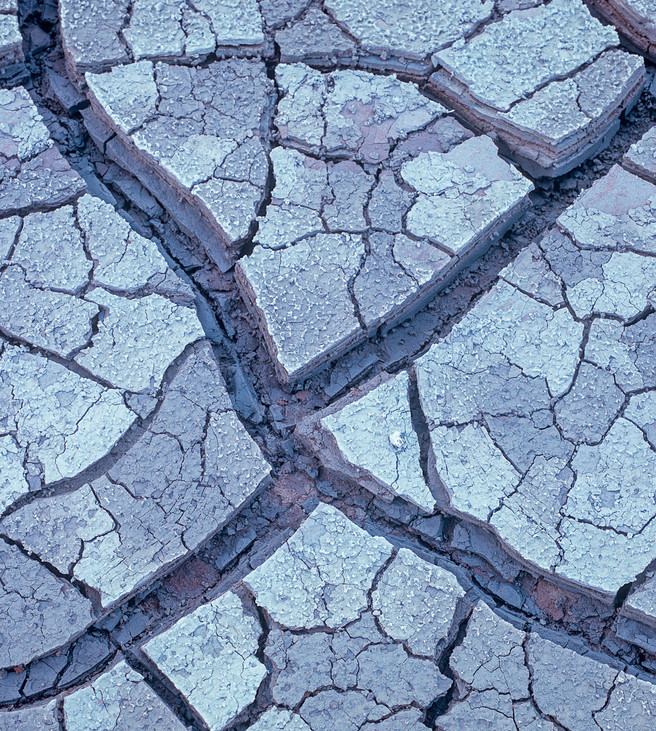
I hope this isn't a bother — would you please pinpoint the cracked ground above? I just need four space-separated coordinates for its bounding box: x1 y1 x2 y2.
3 0 656 728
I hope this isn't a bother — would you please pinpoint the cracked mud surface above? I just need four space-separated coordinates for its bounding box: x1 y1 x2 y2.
3 0 656 729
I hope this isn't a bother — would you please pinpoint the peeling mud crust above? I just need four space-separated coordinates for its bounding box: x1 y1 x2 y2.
2 0 656 727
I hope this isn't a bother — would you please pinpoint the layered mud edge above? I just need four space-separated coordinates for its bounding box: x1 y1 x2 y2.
2 0 656 725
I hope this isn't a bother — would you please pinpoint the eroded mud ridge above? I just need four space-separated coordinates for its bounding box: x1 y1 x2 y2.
2 0 656 728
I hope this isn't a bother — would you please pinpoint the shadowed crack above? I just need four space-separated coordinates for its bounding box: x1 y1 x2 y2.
424 603 473 725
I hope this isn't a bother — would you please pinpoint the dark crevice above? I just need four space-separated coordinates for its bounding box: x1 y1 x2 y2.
615 582 634 609
406 365 441 505
424 605 473 725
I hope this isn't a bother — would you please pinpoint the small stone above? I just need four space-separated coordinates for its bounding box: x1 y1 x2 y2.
317 372 434 512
